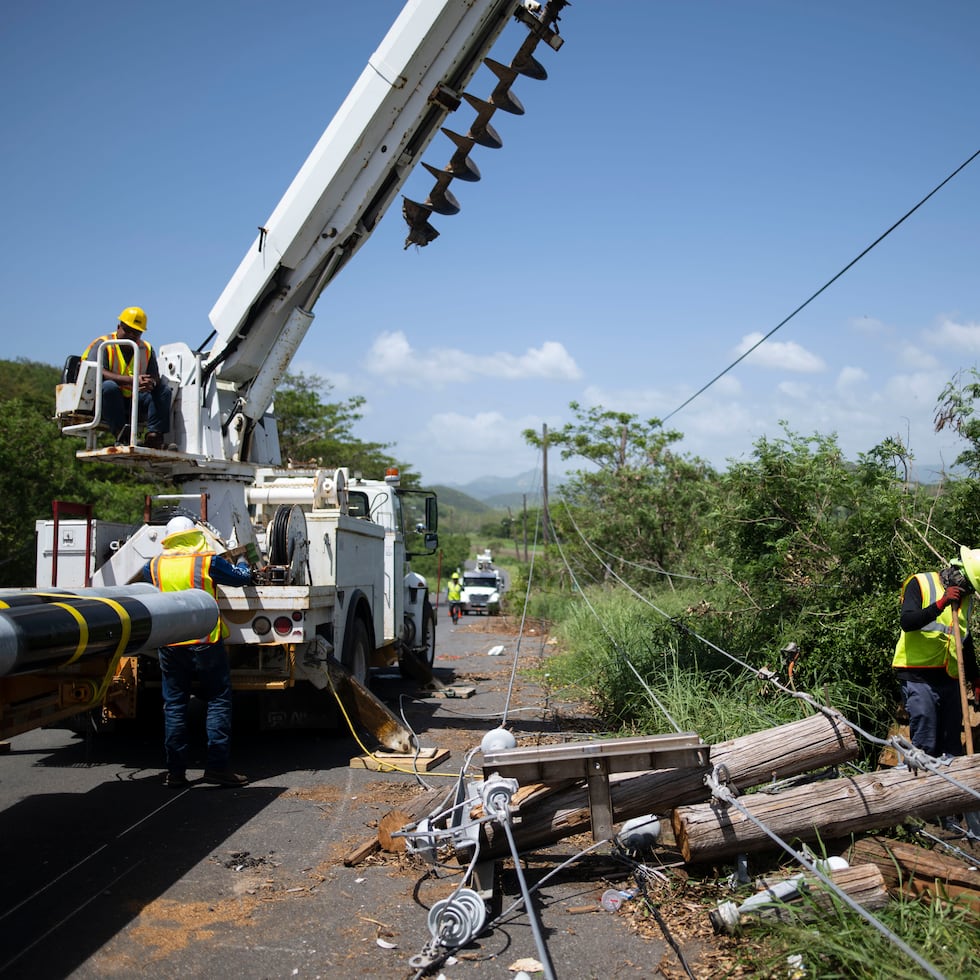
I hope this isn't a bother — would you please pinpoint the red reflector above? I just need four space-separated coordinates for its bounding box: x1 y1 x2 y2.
273 616 293 636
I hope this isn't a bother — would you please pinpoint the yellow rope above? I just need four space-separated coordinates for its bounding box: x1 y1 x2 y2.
325 670 460 779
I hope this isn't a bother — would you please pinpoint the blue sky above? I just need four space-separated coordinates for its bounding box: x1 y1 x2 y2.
3 1 979 486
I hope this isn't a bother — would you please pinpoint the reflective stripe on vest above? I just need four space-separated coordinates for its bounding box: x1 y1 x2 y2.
82 335 153 398
149 552 225 645
893 571 971 677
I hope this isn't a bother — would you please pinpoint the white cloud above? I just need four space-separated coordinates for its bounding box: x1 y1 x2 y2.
837 366 868 389
734 332 825 372
777 380 810 399
898 340 938 370
850 316 888 334
934 318 980 352
364 331 581 385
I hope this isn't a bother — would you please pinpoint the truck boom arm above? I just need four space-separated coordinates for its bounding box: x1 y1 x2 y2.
205 0 566 451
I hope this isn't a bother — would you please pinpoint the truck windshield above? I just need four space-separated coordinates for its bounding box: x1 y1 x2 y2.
464 575 499 589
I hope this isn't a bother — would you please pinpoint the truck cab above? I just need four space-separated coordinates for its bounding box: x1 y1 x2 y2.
460 550 503 615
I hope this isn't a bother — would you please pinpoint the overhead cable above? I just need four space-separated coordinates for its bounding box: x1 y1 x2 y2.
661 147 980 424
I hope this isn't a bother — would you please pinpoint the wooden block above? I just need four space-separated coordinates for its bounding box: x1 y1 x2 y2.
424 685 476 700
343 838 381 867
349 747 450 772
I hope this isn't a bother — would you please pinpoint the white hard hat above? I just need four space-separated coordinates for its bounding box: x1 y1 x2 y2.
165 516 196 536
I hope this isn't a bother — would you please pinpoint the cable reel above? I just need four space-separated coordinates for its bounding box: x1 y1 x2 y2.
267 504 309 585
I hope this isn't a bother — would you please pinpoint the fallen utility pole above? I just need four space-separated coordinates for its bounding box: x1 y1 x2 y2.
369 712 858 861
848 835 980 912
672 754 980 863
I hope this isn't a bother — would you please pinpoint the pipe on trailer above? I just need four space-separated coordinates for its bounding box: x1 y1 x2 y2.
0 584 159 607
0 589 219 677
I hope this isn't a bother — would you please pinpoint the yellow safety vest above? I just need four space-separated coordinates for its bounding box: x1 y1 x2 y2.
893 572 971 678
448 581 461 601
149 551 226 645
82 334 153 398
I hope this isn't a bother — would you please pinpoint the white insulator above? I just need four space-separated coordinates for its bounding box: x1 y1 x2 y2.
618 814 662 851
481 726 516 754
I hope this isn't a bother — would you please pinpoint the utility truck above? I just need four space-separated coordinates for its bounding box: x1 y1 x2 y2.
460 549 504 615
11 0 570 740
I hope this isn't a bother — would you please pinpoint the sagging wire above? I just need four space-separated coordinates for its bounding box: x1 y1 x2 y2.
548 518 683 734
591 541 706 583
553 489 980 962
611 844 698 980
502 507 543 727
489 837 611 927
909 824 980 867
499 816 557 980
704 765 948 980
661 146 980 424
556 492 980 810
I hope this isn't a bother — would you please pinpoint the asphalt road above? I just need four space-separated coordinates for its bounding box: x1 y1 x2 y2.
0 615 670 980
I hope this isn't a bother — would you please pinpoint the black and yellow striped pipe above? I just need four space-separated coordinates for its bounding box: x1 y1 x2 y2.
0 587 219 677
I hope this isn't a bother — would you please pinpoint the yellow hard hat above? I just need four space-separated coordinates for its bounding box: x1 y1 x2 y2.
451 572 459 579
959 545 980 592
118 306 147 333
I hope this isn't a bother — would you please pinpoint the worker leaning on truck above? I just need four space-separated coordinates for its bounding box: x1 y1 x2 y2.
81 305 172 449
143 517 252 788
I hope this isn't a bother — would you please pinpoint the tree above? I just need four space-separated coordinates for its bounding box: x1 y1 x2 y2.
274 371 420 483
523 403 716 586
935 367 980 477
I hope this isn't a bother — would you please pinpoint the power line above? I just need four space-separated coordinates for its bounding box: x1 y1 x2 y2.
661 147 980 424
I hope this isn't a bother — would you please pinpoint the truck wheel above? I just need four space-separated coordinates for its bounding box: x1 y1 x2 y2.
343 619 371 687
420 599 435 667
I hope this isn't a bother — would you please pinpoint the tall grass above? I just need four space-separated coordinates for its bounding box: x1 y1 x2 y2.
536 587 810 744
735 888 980 978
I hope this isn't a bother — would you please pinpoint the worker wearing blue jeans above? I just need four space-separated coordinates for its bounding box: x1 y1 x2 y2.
144 517 253 787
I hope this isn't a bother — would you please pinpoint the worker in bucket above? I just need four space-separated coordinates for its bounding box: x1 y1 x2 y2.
144 517 253 787
81 305 172 448
893 546 980 759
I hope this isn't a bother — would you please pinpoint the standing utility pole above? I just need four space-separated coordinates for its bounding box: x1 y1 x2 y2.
541 423 550 546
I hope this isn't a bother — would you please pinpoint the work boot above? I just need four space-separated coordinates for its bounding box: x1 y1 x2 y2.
143 431 165 450
114 424 131 446
164 771 189 788
203 769 249 787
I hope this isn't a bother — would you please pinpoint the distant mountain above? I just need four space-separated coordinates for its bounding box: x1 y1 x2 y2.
430 485 491 516
441 469 542 504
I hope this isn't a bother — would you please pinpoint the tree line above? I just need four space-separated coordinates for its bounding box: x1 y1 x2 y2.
521 377 980 739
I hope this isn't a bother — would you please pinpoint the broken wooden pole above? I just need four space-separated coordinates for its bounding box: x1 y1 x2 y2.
378 786 448 852
474 711 858 859
672 754 980 863
847 835 980 912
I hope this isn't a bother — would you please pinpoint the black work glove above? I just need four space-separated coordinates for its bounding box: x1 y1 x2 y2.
936 585 965 611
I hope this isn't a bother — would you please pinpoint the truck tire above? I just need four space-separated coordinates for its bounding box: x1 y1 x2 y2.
420 598 435 667
343 618 371 687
